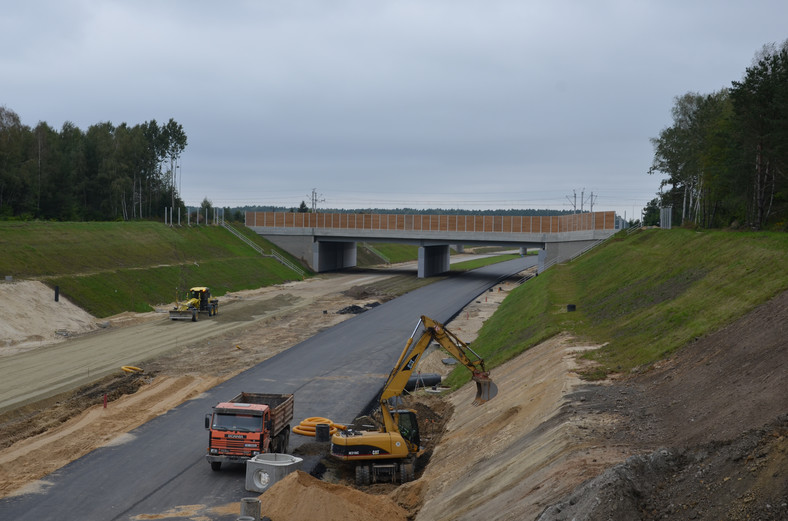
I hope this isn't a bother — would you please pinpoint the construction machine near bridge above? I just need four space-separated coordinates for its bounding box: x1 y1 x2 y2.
169 286 219 321
330 315 497 485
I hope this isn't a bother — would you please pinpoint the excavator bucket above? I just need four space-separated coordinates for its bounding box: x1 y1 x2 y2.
472 375 498 406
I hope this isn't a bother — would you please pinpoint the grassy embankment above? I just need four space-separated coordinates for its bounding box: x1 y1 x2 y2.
0 221 310 317
445 229 788 387
357 243 420 266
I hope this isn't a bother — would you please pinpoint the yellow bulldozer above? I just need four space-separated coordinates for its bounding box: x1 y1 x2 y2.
169 286 219 322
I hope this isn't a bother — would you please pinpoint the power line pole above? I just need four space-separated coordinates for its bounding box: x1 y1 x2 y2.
309 188 325 212
584 191 596 212
565 190 577 212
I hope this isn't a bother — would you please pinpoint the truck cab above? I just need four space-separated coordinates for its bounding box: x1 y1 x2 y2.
205 392 293 471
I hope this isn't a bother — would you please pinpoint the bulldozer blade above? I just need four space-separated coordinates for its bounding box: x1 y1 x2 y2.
473 378 498 405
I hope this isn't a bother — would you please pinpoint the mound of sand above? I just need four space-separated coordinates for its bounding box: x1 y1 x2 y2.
0 280 99 355
259 471 409 521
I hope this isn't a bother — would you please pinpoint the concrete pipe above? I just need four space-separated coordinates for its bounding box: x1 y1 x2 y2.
241 497 261 520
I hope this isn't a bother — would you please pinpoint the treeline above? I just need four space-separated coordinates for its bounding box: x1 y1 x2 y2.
648 41 788 230
0 106 187 221
238 204 578 217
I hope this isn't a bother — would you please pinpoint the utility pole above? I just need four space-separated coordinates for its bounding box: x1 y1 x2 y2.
565 190 577 213
309 188 325 212
584 191 596 212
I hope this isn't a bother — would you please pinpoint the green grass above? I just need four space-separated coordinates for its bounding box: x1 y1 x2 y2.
357 243 421 266
445 229 788 387
0 221 311 317
450 254 520 271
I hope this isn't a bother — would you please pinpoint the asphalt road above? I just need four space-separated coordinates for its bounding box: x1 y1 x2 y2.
0 256 536 521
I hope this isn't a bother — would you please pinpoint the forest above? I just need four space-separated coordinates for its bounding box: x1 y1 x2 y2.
0 109 186 221
647 41 788 230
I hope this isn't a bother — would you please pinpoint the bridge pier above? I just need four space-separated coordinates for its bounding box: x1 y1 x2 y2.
418 245 451 278
313 240 357 272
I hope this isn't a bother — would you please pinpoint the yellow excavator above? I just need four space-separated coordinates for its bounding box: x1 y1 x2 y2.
330 315 497 485
169 286 219 322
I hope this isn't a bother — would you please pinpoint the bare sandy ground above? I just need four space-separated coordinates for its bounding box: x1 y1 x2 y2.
0 280 101 355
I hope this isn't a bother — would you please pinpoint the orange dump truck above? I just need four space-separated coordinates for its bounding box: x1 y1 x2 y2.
204 392 294 471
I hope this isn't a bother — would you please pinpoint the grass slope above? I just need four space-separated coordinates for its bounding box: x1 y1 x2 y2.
0 221 310 317
445 229 788 387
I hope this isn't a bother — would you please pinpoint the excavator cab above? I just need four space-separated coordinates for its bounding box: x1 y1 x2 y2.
394 410 420 448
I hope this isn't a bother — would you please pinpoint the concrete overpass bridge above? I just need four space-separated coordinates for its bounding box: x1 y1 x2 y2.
245 211 622 277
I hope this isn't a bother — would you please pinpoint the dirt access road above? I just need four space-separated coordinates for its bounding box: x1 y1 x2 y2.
0 272 396 413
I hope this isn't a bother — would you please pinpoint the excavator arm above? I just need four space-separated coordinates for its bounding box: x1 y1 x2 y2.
378 315 498 440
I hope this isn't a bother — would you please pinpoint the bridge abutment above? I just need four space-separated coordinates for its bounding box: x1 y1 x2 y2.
542 239 600 269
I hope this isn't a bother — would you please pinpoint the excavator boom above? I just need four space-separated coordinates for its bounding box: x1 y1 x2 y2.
382 315 497 407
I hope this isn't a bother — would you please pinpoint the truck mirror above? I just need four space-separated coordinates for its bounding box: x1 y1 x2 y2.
205 414 211 429
265 420 273 431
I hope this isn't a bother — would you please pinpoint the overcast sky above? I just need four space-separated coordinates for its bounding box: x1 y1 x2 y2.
3 1 786 220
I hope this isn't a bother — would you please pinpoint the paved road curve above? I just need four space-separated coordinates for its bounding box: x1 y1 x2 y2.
0 257 536 521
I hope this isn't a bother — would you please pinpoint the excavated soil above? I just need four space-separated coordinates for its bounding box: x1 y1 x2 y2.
1 268 787 521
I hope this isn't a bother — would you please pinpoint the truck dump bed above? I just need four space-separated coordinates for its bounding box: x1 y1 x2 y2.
228 392 294 436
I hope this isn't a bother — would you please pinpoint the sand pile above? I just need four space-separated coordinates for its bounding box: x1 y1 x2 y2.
259 471 409 521
0 280 99 355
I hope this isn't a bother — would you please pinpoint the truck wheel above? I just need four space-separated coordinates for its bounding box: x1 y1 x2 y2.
210 461 221 472
355 464 371 486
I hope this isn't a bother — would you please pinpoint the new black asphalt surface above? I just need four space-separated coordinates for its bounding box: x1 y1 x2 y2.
0 256 536 521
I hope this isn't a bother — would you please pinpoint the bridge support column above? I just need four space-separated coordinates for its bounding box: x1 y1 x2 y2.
313 241 357 272
418 245 451 278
